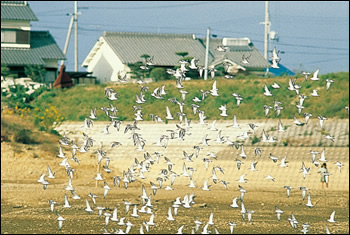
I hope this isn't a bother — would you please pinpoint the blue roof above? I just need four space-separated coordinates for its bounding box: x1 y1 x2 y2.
266 61 295 76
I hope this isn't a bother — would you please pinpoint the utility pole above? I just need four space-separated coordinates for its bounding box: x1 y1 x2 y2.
204 27 210 80
263 1 270 60
74 1 78 72
61 16 74 66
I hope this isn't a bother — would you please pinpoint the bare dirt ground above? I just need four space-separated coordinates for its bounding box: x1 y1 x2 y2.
1 121 349 234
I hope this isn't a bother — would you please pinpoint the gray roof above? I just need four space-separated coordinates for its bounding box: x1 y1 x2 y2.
103 31 207 66
1 31 65 66
101 31 269 68
1 1 38 21
208 38 270 68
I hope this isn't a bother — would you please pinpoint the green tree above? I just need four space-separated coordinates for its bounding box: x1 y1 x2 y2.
150 67 168 82
175 52 188 58
1 64 10 77
24 65 46 83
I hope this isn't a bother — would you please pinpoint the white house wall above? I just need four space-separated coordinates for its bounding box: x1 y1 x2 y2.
1 20 31 30
84 37 128 83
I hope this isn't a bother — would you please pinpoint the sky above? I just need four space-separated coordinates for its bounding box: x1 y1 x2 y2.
29 1 349 74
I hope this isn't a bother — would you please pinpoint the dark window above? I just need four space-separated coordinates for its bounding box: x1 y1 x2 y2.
16 30 30 44
1 29 30 44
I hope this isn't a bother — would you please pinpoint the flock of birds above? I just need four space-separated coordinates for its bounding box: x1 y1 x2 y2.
36 46 348 234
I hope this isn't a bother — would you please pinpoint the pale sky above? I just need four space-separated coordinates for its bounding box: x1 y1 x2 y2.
29 1 349 74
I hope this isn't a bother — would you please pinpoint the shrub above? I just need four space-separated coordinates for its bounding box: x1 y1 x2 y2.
13 128 33 144
251 135 260 145
150 68 168 82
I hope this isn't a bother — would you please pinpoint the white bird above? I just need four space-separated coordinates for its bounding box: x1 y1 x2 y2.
94 173 104 181
241 53 251 64
271 47 280 61
275 206 284 221
228 221 237 234
167 207 176 221
110 207 118 222
209 120 218 131
271 58 280 69
176 225 185 234
230 197 240 208
165 106 174 120
56 212 65 231
318 116 327 129
264 105 273 117
319 148 327 162
327 210 337 223
325 134 335 142
228 114 241 128
208 211 215 225
247 210 255 223
85 199 93 214
293 116 305 126
334 161 344 172
269 153 279 163
310 69 320 81
210 80 219 96
284 186 293 198
265 174 275 182
271 82 280 89
219 105 228 116
49 200 57 212
146 213 156 226
304 113 313 125
302 71 311 81
237 174 248 183
57 145 66 158
301 162 311 179
201 178 211 191
47 165 56 179
216 45 228 52
277 119 286 132
63 194 72 208
37 173 49 190
103 181 111 198
240 201 247 219
288 213 299 229
279 156 288 167
239 144 247 159
264 83 272 96
305 192 314 208
325 224 331 234
238 185 247 202
189 57 198 69
248 160 258 171
311 89 320 97
131 204 140 218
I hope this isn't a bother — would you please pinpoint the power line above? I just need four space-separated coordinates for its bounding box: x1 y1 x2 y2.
81 1 216 10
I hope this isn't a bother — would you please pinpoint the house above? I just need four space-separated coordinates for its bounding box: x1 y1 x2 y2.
82 31 270 83
1 1 65 85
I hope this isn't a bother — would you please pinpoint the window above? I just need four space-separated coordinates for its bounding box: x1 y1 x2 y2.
1 29 30 44
1 30 16 43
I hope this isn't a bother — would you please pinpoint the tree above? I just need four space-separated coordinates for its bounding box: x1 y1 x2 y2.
175 52 188 58
1 64 11 77
24 65 46 83
150 67 168 82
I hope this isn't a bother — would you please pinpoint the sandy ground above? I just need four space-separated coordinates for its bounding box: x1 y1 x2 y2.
1 121 349 234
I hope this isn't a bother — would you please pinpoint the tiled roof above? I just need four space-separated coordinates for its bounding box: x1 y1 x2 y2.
208 38 270 68
102 31 209 66
1 1 38 21
1 31 65 66
100 31 269 68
